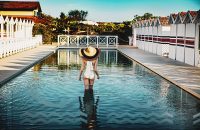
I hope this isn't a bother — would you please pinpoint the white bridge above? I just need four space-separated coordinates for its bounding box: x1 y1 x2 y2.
58 35 118 48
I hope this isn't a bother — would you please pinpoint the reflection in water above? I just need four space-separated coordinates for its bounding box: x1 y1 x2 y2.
79 89 99 130
1 49 200 129
57 49 119 66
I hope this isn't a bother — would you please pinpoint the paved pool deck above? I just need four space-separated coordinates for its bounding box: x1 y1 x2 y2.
0 45 56 86
118 46 200 99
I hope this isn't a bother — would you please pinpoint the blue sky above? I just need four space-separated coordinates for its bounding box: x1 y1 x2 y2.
11 0 200 22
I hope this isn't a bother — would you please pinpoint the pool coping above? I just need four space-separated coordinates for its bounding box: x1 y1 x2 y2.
0 46 56 87
118 48 200 100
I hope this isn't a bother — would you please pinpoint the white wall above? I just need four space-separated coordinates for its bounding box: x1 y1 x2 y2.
185 23 195 65
152 26 158 54
176 24 185 62
148 26 153 53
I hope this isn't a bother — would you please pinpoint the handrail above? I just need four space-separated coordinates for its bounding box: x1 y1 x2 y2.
0 35 42 58
58 35 118 48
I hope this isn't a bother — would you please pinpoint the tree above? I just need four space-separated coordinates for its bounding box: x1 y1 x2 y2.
132 13 157 23
143 13 153 20
68 10 88 21
32 13 56 44
80 10 88 21
33 23 53 44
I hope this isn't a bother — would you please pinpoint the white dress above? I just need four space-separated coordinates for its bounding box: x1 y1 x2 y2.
84 61 95 79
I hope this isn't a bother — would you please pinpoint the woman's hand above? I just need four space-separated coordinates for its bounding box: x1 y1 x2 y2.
79 76 82 81
97 75 100 79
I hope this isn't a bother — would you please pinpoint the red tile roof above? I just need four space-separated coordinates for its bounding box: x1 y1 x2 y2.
171 13 178 21
0 1 42 12
189 11 197 20
180 12 187 18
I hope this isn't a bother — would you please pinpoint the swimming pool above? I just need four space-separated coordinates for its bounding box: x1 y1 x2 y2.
0 49 200 130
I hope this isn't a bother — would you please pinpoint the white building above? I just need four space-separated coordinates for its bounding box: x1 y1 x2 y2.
168 11 200 66
133 17 170 56
0 1 43 58
131 10 200 67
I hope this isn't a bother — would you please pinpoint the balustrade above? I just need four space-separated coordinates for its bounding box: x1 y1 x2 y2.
0 15 42 58
58 35 118 48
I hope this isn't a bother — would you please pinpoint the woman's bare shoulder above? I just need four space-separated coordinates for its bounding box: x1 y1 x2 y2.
81 58 87 64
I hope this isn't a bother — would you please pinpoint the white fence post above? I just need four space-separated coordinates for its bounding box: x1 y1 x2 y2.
116 36 118 48
67 35 69 46
0 16 43 59
96 36 99 48
106 36 109 48
87 35 89 47
77 35 79 48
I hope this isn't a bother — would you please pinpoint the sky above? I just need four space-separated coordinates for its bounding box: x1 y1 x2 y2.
6 0 200 22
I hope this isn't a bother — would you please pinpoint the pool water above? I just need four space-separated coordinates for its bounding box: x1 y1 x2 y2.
0 49 200 130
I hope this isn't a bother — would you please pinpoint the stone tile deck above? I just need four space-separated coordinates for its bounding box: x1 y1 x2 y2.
118 47 200 99
0 45 56 86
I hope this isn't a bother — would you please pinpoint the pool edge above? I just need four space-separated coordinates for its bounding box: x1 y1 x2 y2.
0 47 56 87
118 49 200 100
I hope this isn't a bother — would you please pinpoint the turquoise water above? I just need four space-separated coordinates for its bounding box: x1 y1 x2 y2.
0 49 200 130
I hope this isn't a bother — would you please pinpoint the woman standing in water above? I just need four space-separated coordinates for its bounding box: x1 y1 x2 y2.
79 46 100 90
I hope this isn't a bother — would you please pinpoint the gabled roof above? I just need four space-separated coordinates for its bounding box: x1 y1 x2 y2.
134 21 140 28
143 20 148 27
175 12 186 24
149 19 155 27
151 19 156 26
193 10 200 24
139 20 144 27
183 11 197 24
169 13 177 24
189 11 198 21
0 1 42 12
138 21 142 28
147 20 152 27
172 14 178 21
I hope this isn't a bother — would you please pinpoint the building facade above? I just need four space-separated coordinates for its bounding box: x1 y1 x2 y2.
0 1 42 58
131 10 200 67
0 1 41 18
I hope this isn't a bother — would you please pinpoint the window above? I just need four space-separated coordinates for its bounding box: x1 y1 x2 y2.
34 11 38 16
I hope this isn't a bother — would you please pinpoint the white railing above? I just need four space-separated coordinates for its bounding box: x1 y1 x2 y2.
0 35 42 58
58 35 118 48
0 16 42 59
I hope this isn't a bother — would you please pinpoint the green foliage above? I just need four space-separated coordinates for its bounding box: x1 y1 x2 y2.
132 13 157 23
33 23 53 44
33 11 156 45
68 10 88 21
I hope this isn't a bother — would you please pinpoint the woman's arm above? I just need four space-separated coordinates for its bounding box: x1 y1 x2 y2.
94 59 100 79
79 59 85 81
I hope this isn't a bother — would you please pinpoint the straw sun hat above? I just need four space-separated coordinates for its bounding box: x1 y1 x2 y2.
79 46 100 60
